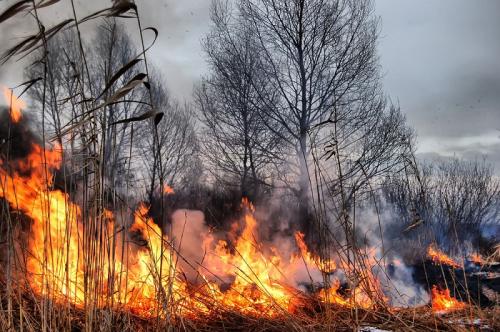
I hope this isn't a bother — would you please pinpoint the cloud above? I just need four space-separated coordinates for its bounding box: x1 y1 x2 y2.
376 0 500 157
133 0 211 100
0 0 210 100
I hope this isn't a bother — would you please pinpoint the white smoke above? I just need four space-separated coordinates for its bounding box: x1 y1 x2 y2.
170 209 210 280
353 205 430 307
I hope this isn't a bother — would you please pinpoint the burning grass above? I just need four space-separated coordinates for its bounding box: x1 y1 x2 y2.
0 139 388 318
0 139 498 331
1 286 498 331
431 286 466 313
427 245 460 269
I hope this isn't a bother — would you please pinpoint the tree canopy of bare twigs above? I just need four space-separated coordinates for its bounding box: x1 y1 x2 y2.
199 0 414 239
196 1 282 199
138 76 200 200
26 20 199 201
383 158 500 253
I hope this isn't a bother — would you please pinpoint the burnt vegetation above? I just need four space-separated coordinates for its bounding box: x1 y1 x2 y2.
0 0 498 331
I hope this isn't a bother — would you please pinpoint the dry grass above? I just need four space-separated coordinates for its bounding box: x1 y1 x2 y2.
1 280 498 332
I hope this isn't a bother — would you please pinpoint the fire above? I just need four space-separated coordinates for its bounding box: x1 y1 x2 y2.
431 286 466 312
294 232 383 309
124 204 199 317
469 252 484 265
0 143 80 301
427 244 460 268
0 143 387 318
2 86 25 123
294 231 336 273
164 184 175 195
318 248 386 309
199 198 302 315
0 142 192 316
318 282 376 309
196 198 387 315
318 280 348 306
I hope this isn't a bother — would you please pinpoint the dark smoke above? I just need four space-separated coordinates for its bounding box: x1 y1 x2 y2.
0 107 69 192
0 107 40 162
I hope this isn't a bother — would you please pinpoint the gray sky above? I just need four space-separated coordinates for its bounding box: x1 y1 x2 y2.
1 0 499 169
375 0 500 169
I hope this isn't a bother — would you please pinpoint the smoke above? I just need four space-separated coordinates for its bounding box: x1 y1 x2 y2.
383 261 430 307
253 189 300 238
0 107 39 161
170 209 210 280
269 233 325 290
163 190 433 306
353 205 431 306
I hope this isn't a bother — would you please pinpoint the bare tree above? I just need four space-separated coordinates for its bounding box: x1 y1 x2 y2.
207 0 413 237
137 75 199 200
195 1 281 198
26 20 199 201
24 29 80 140
239 0 382 200
383 158 500 252
25 21 144 192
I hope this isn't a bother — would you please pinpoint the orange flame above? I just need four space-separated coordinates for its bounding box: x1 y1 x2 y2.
469 252 484 265
0 143 83 303
318 280 349 307
427 244 460 268
0 143 195 317
199 198 301 315
431 286 466 312
294 232 383 309
163 184 175 195
1 145 388 318
294 231 336 273
2 86 25 123
318 248 386 309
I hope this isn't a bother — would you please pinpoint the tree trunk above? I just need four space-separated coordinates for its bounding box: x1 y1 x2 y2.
298 130 310 234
